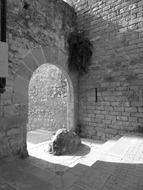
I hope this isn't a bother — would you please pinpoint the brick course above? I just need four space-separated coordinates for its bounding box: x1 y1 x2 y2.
76 0 143 140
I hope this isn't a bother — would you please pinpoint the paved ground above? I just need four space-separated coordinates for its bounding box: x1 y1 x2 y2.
27 130 105 169
1 133 143 190
27 129 54 144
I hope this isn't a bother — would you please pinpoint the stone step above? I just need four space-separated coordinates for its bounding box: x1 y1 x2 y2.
66 135 143 190
60 137 121 189
60 136 125 189
67 163 89 176
0 136 121 190
53 163 89 189
69 159 143 190
74 136 120 167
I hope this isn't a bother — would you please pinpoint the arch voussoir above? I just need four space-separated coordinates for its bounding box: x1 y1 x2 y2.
42 45 59 65
12 44 78 158
23 51 38 73
42 46 52 63
57 49 68 72
31 46 46 66
17 62 32 81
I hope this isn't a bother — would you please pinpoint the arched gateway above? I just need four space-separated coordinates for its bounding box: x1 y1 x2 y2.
13 45 78 155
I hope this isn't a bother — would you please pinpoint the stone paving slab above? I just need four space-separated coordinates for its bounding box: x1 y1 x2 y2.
1 135 143 190
0 137 106 190
50 171 79 189
68 135 143 190
100 135 143 163
0 177 17 190
15 173 54 190
0 160 56 190
74 161 116 190
105 135 138 158
27 138 105 169
71 161 143 190
68 163 89 176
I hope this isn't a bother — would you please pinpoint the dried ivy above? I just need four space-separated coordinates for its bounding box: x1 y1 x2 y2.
67 31 93 75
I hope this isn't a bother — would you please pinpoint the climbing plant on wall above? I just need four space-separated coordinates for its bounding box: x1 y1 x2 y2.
67 30 93 75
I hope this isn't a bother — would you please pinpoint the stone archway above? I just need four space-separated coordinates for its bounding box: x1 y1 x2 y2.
13 45 78 155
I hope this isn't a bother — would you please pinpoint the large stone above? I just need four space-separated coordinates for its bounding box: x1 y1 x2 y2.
48 128 81 155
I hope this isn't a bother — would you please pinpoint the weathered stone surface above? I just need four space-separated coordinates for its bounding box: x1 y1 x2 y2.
28 64 68 132
48 128 81 155
75 0 143 140
0 0 76 159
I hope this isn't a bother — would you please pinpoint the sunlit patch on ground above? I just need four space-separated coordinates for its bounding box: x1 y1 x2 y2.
1 134 143 190
27 129 105 169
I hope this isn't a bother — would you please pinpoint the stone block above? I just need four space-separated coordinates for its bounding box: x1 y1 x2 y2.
23 52 38 72
122 112 130 116
138 107 143 112
17 62 32 81
103 120 111 124
110 111 122 116
104 106 113 111
0 131 5 138
96 114 105 119
105 128 117 135
117 116 128 121
114 107 124 112
13 76 28 103
7 128 20 136
31 46 46 66
105 115 116 121
131 113 143 117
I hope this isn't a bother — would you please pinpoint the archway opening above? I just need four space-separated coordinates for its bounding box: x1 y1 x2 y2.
27 63 70 150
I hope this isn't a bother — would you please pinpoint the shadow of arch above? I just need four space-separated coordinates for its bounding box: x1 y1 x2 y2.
13 45 78 155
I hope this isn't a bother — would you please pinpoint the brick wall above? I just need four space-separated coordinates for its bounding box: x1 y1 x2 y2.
76 0 143 140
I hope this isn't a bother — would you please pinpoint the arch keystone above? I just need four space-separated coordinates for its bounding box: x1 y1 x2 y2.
42 45 58 64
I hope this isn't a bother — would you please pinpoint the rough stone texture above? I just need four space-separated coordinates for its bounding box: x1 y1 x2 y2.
48 128 81 155
0 0 77 158
3 0 143 158
28 64 68 132
75 0 143 140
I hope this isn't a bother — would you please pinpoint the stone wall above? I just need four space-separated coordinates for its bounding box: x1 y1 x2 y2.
76 0 143 140
28 64 68 132
0 0 77 158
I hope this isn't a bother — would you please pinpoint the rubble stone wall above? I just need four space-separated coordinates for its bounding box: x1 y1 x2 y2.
28 64 68 132
0 0 77 158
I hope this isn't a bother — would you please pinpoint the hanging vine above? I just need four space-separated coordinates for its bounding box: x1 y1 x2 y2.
67 30 93 75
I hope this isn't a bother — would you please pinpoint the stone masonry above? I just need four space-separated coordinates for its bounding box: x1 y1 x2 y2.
75 0 143 140
28 64 68 132
0 0 77 158
1 0 143 158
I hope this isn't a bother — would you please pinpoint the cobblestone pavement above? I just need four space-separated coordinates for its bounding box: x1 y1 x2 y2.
1 134 143 190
